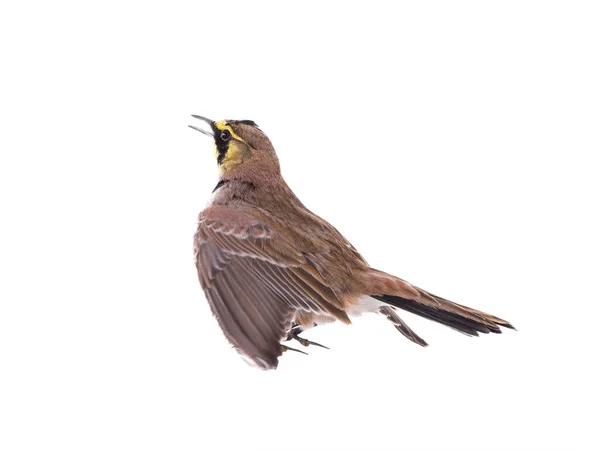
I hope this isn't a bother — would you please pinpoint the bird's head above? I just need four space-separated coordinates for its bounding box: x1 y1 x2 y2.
189 115 279 177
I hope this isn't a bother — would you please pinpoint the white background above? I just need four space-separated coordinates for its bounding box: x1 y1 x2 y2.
1 1 599 450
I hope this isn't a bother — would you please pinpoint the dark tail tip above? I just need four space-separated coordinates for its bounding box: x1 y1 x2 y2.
374 294 514 337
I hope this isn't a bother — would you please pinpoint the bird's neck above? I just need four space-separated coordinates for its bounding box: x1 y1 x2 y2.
210 172 304 212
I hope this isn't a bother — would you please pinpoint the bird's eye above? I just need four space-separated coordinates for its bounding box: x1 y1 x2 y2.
220 129 231 141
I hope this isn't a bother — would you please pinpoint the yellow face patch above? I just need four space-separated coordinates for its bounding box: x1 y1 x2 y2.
212 121 249 172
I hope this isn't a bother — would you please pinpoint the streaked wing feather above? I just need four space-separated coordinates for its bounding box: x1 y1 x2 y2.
195 205 343 369
243 260 323 314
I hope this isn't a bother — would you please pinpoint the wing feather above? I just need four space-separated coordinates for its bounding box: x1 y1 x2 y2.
195 205 343 369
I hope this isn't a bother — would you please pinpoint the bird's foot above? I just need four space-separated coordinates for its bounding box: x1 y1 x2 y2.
285 324 329 349
281 344 308 355
293 336 330 349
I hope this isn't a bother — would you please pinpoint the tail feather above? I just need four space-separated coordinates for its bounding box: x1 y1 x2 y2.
366 269 514 336
374 292 514 337
366 270 514 338
380 306 428 346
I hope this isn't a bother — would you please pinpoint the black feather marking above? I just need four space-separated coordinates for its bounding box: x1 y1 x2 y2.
213 180 228 193
210 123 229 165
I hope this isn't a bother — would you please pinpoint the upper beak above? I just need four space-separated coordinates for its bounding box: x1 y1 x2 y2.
188 115 214 136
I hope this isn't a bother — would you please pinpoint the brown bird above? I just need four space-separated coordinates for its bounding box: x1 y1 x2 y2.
189 115 514 369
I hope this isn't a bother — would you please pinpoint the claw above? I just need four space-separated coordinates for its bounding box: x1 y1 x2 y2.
281 344 308 355
285 323 330 350
293 336 330 349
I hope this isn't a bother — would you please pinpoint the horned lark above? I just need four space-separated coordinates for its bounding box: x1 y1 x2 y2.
189 116 514 369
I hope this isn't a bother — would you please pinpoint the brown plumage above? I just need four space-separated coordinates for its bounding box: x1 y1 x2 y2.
190 116 514 369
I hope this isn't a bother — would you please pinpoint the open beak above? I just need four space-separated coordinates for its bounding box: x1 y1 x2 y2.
188 115 214 137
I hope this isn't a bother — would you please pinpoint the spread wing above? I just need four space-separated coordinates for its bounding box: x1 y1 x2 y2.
194 205 349 369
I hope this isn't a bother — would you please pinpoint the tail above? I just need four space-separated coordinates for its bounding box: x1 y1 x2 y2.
380 305 429 347
368 270 515 337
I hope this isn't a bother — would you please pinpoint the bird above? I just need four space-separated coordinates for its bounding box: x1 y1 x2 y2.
189 115 514 369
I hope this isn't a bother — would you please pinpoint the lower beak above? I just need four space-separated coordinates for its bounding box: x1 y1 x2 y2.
189 115 214 136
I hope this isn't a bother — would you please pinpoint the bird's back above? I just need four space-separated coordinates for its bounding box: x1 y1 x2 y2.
208 176 371 292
